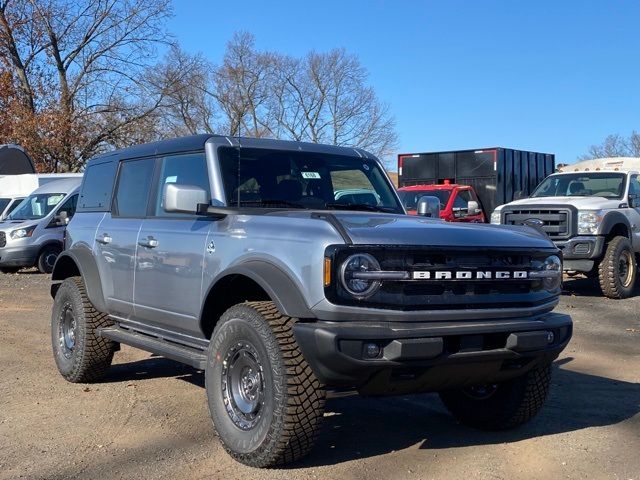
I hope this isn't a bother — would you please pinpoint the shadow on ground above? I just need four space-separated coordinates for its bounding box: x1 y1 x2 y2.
103 356 640 468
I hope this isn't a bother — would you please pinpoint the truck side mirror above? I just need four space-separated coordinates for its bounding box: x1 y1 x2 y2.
467 200 480 215
417 195 440 218
54 210 69 226
163 183 209 214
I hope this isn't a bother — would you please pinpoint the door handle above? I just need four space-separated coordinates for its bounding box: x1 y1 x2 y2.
96 233 112 245
138 236 158 248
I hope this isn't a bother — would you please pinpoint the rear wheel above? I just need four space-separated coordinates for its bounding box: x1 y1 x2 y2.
37 245 61 274
206 301 326 467
439 364 552 430
51 277 115 382
598 236 636 299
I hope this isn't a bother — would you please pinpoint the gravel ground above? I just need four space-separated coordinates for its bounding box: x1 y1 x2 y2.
0 271 638 480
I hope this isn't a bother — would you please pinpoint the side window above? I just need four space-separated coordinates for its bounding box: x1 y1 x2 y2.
57 194 78 219
78 161 118 211
630 175 640 209
154 152 210 216
6 198 23 216
113 158 155 217
453 190 472 209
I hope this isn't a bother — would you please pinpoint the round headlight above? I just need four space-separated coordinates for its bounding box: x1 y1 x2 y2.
340 253 381 298
531 255 562 291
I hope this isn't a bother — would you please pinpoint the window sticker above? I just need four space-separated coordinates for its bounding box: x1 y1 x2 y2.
301 172 321 179
47 194 64 206
165 175 178 183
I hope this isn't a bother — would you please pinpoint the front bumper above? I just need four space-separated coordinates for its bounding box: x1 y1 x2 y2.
293 312 572 395
555 236 605 272
0 245 39 268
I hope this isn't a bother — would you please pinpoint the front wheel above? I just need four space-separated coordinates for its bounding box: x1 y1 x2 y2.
439 364 552 430
38 245 61 274
206 301 326 467
598 236 636 299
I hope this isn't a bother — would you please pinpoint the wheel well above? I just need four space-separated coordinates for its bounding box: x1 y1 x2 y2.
200 274 271 339
606 223 629 241
50 255 80 298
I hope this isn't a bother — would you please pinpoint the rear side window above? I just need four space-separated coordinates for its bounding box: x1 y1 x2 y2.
78 161 117 211
113 158 155 217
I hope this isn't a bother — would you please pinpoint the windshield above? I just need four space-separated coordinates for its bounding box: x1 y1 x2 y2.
218 147 402 213
398 190 451 210
8 193 66 220
531 173 626 199
0 198 10 214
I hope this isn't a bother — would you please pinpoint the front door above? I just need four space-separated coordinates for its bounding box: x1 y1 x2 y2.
94 157 155 319
134 152 212 337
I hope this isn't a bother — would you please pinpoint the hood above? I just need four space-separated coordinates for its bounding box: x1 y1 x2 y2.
498 196 621 211
301 212 554 248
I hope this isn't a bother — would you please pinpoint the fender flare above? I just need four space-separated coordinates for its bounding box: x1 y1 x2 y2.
51 247 107 313
200 260 315 331
599 211 632 237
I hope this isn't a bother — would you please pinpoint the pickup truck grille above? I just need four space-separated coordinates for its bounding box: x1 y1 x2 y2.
503 208 572 239
327 247 559 312
0 232 5 248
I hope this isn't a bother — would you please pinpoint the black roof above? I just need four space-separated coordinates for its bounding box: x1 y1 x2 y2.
88 134 374 167
0 144 36 174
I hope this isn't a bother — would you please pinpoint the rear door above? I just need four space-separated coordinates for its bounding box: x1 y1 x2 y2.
133 152 212 337
94 157 155 319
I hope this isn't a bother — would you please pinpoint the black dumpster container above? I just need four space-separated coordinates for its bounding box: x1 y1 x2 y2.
398 147 555 217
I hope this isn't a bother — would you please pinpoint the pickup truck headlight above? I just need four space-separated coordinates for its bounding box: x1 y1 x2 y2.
530 255 562 291
578 210 604 235
340 253 381 298
490 211 501 225
9 225 36 239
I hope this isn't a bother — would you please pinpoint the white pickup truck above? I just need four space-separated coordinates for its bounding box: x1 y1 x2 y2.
492 157 640 299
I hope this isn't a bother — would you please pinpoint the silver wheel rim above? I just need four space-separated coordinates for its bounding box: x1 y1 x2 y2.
618 250 634 287
221 341 265 430
43 251 58 270
58 303 76 359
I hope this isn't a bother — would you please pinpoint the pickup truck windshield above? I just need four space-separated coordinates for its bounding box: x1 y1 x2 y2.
8 193 65 220
531 172 626 200
398 190 451 210
218 147 402 213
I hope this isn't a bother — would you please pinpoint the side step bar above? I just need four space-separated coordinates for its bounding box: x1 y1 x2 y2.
100 326 207 370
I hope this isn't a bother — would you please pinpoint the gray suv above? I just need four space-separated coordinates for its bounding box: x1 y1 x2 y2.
50 135 572 467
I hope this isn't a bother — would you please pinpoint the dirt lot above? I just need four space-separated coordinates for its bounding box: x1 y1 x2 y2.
0 272 638 480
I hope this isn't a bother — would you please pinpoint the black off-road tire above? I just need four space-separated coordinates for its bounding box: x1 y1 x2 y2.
598 236 636 299
51 277 115 383
439 364 552 430
206 301 326 468
37 245 61 274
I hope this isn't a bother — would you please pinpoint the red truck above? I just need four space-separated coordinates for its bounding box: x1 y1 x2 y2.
397 181 485 222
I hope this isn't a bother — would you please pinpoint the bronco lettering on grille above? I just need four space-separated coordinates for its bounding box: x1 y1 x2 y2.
412 270 529 280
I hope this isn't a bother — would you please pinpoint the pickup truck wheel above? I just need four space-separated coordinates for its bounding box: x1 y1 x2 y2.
598 236 636 299
37 245 61 274
206 301 326 467
439 364 551 430
51 277 115 383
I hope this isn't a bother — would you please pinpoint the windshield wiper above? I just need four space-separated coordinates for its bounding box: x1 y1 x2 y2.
325 203 398 213
238 199 305 209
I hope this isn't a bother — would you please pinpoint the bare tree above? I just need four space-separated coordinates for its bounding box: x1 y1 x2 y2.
579 131 640 161
0 0 174 171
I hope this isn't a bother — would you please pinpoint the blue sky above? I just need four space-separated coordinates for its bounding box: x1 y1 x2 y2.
169 0 639 167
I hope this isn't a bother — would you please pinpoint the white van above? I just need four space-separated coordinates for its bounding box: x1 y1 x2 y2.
0 177 81 273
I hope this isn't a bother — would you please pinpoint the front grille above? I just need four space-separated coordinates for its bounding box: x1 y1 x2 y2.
0 232 5 248
326 246 559 311
503 208 573 239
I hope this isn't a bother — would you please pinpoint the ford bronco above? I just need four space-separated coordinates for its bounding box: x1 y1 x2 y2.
50 135 572 467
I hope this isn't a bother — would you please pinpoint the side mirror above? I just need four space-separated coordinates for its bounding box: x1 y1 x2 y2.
513 190 525 200
417 195 441 218
54 210 69 226
163 183 209 214
467 200 480 215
